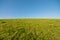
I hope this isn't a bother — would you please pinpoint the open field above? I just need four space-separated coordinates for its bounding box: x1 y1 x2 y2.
0 19 60 40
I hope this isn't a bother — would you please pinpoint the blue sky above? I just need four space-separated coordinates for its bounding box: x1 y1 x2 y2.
0 0 60 18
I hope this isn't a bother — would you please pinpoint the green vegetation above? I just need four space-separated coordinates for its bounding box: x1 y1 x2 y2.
0 19 60 40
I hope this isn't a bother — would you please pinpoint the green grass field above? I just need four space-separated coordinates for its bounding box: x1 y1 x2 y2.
0 19 60 40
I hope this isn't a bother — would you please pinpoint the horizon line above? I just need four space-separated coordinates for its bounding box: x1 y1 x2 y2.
0 17 60 19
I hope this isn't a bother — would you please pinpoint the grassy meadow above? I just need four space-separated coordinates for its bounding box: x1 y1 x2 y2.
0 19 60 40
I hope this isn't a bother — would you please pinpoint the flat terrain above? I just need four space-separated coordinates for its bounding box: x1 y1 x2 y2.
0 19 60 40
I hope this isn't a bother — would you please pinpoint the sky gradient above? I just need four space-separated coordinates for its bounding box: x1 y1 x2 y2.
0 0 60 18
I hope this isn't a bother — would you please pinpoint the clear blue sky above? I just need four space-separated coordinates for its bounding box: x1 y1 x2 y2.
0 0 60 18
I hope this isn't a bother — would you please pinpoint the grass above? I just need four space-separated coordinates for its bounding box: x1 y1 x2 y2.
0 19 60 40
